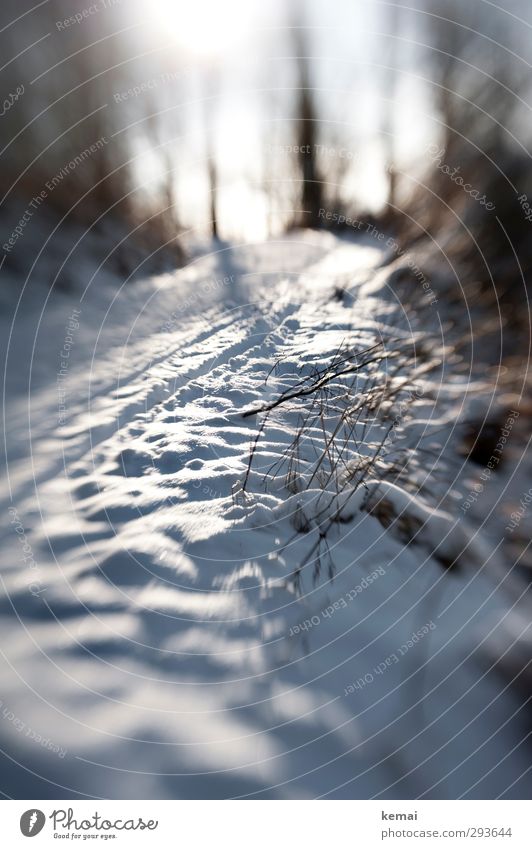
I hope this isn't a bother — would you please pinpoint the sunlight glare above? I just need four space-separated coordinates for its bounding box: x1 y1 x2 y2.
150 0 252 58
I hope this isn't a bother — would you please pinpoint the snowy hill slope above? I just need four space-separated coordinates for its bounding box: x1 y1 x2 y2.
1 233 530 799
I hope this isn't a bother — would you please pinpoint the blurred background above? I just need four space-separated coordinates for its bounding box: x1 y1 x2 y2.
1 1 531 269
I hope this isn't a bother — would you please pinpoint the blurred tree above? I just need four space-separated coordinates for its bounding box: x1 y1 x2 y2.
290 4 323 228
382 0 401 211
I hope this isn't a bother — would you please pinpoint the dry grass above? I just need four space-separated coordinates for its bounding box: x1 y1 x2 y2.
241 323 443 588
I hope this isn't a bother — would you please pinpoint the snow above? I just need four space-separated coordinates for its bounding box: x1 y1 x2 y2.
1 232 530 799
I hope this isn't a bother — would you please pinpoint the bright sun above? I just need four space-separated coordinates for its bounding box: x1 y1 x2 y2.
150 0 251 57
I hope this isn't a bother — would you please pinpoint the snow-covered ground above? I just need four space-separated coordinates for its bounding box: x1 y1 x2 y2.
1 232 530 799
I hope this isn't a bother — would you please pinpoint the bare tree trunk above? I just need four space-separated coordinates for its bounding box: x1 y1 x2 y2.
208 157 218 240
291 9 323 228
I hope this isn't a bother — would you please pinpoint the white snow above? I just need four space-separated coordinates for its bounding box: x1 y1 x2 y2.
0 232 530 799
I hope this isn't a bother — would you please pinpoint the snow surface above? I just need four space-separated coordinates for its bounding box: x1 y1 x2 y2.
1 232 530 799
